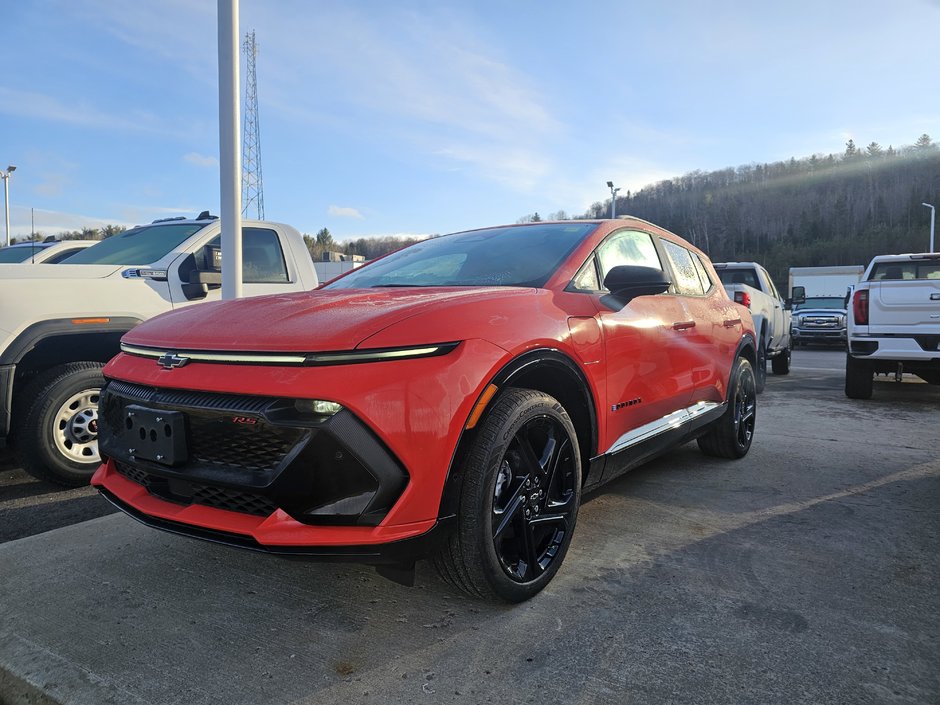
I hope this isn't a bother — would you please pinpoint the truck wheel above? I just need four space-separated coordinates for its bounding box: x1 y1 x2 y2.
697 357 756 459
16 362 105 486
432 388 581 602
771 344 791 375
844 354 873 399
754 338 767 393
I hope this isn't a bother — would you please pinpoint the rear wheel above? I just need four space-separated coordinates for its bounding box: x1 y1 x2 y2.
844 354 873 399
16 362 105 486
697 357 756 459
433 388 581 602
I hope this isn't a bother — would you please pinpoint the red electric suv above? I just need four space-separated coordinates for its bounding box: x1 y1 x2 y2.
93 219 758 602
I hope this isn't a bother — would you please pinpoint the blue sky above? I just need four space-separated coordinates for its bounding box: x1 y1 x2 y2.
2 0 939 241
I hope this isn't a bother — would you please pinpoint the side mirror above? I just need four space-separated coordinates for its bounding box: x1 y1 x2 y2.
791 285 806 306
182 270 221 301
602 265 671 309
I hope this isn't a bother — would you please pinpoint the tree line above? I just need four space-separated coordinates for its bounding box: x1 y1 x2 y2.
579 134 940 286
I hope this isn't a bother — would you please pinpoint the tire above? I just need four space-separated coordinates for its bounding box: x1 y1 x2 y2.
754 337 767 393
771 344 791 375
432 388 582 602
697 357 756 459
15 362 106 486
844 354 873 399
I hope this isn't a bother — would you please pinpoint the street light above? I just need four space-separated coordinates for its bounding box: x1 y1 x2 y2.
922 202 935 253
1 165 15 248
606 180 620 219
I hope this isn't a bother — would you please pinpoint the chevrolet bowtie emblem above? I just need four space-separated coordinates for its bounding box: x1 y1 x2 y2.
157 353 190 369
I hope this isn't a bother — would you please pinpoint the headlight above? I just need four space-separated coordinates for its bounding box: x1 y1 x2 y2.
294 399 343 416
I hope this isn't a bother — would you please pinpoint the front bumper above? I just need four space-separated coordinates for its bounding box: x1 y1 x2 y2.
792 328 846 343
96 473 453 564
92 338 508 550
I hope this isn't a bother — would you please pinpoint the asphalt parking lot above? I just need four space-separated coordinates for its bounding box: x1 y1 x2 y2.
1 348 938 705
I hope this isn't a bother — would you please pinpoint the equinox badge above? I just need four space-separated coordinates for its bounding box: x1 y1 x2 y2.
157 353 190 369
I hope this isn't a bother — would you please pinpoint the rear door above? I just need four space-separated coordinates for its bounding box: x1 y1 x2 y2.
659 239 727 405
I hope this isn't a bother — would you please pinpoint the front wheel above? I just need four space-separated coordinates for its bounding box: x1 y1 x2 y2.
15 362 105 486
433 388 581 602
697 357 756 459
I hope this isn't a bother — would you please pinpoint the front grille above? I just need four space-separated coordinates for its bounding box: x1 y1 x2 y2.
105 380 273 414
190 484 278 516
103 382 305 473
187 416 301 472
115 462 151 487
115 462 277 517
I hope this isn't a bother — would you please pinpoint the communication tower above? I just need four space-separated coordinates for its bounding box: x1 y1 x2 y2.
241 30 264 219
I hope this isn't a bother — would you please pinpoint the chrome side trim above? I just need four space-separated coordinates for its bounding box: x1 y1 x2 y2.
603 400 724 456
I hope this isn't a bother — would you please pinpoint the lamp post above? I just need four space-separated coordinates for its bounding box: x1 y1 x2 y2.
606 180 620 219
922 202 935 253
1 165 15 247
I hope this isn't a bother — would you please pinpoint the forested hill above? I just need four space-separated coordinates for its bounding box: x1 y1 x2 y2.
584 137 940 285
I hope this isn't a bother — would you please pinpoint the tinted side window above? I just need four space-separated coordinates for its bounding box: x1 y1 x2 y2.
691 253 713 293
596 230 663 287
662 240 705 296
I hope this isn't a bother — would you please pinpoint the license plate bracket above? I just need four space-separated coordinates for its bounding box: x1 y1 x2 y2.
122 405 187 466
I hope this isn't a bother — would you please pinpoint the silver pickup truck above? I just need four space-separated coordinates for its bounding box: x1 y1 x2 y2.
713 261 802 392
845 253 940 398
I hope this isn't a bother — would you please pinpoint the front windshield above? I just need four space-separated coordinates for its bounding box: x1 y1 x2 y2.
326 223 598 289
795 297 845 310
0 245 49 263
65 223 204 265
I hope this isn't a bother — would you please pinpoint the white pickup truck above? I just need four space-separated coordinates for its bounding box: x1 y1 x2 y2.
713 261 802 392
0 213 318 485
845 253 940 398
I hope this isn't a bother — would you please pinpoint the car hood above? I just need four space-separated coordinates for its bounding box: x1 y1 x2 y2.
0 263 123 279
123 287 537 352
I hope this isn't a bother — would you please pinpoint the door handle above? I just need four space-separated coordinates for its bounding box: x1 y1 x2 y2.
723 318 742 328
673 321 697 331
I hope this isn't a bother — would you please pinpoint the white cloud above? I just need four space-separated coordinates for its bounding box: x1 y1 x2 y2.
183 152 219 168
328 205 364 220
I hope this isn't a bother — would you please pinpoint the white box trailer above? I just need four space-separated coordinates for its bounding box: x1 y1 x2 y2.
788 265 864 298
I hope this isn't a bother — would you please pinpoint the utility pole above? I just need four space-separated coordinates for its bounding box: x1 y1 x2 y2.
218 0 243 299
606 180 620 219
241 30 265 220
2 165 16 247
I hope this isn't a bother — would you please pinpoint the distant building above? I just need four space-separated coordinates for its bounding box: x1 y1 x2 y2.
314 251 366 282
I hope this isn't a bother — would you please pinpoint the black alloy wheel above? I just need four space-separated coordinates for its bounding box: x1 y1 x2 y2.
491 415 577 583
697 356 756 459
433 388 582 602
731 363 757 449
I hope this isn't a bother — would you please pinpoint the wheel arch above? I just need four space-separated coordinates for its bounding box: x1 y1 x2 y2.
732 334 757 400
437 348 598 518
2 317 140 437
